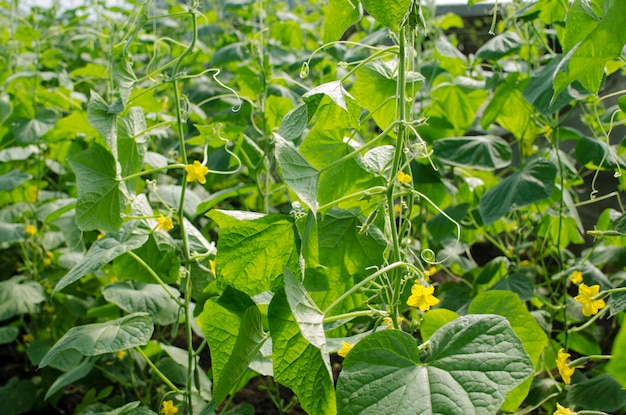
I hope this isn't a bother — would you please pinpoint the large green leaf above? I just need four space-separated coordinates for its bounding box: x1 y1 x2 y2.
300 127 384 211
323 0 361 43
429 79 488 136
274 133 320 214
302 81 360 130
336 315 533 415
269 290 337 415
468 291 549 411
553 0 626 97
39 313 154 368
12 108 57 144
351 60 424 133
359 0 411 30
87 90 118 157
568 374 626 413
433 135 512 170
308 208 387 310
479 158 557 225
67 143 127 232
208 210 299 296
0 276 46 321
102 283 181 326
197 287 267 405
53 229 149 295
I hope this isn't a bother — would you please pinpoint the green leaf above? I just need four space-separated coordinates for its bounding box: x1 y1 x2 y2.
113 233 180 284
419 308 459 341
481 74 536 140
607 320 626 387
568 374 626 413
0 224 29 244
479 158 557 225
0 326 19 344
351 60 424 133
67 143 127 232
299 127 384 211
575 135 626 170
269 290 337 415
87 90 118 157
277 103 308 142
433 135 512 170
553 0 626 97
0 145 39 162
619 96 626 113
476 32 522 60
308 208 387 310
44 357 95 400
426 203 468 243
468 291 549 411
429 79 488 136
359 0 411 30
274 133 320 214
323 0 361 43
118 107 148 191
102 283 181 325
284 268 329 363
12 108 57 144
208 210 299 296
39 313 154 368
302 81 360 130
0 276 46 321
0 169 32 191
53 230 149 295
336 315 533 415
112 59 137 106
0 377 37 415
197 287 267 405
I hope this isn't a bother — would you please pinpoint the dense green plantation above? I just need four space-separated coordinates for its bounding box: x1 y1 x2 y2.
1 0 626 413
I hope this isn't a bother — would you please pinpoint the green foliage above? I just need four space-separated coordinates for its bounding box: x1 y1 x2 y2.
2 0 626 414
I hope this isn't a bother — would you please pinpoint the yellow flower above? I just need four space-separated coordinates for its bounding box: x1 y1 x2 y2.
156 215 174 232
338 341 353 358
397 171 411 184
554 402 577 415
556 348 575 385
185 160 209 184
161 400 178 415
423 266 437 281
209 259 216 276
407 283 440 312
25 225 37 236
109 276 119 284
574 283 606 317
568 271 583 285
115 350 127 360
22 334 34 343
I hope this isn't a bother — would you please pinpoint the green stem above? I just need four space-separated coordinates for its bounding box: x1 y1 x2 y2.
387 28 408 329
135 346 185 395
127 251 183 307
119 164 186 182
324 261 419 316
323 310 375 324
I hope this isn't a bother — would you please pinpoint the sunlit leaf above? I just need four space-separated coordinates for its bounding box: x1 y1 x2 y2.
433 135 512 170
0 276 46 321
102 283 181 326
337 315 533 414
323 0 361 43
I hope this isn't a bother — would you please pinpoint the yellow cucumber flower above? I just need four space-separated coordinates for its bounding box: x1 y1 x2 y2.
573 283 606 317
423 266 437 281
161 400 178 415
554 402 577 415
407 283 440 312
25 224 37 236
185 160 209 184
397 171 411 184
338 341 353 358
568 271 583 285
556 348 575 385
156 215 174 232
